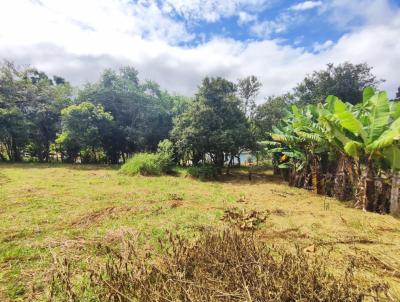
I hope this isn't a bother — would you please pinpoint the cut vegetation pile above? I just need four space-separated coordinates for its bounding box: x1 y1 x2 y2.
221 207 268 230
51 230 389 302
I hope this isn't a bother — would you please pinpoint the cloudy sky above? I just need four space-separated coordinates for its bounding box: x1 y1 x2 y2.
1 0 399 100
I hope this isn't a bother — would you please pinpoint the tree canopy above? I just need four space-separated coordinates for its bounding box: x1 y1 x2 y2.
0 60 390 171
171 77 252 167
294 62 382 105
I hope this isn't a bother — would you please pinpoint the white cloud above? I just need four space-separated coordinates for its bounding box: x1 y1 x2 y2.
161 0 269 22
0 0 399 101
312 40 334 52
321 0 397 29
250 13 293 38
290 1 323 11
238 11 257 25
250 20 287 37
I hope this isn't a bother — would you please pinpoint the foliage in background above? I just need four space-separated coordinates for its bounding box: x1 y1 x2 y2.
56 102 114 163
171 77 252 168
77 67 186 163
237 75 262 118
294 62 382 105
0 61 72 162
253 93 294 140
1 60 389 169
188 164 218 180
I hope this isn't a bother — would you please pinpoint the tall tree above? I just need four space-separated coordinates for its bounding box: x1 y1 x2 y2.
253 93 294 140
56 102 114 163
294 62 383 105
0 61 72 161
78 67 177 162
171 77 252 169
237 75 262 117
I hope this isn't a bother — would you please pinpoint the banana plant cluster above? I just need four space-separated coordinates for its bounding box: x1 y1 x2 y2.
264 87 400 216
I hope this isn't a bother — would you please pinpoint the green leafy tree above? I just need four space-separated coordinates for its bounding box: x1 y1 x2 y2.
253 94 294 140
0 61 72 162
78 67 177 162
237 75 262 117
171 77 252 169
0 108 28 161
294 62 382 105
56 102 114 163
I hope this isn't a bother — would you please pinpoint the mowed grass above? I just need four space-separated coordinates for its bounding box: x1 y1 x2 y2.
0 163 400 301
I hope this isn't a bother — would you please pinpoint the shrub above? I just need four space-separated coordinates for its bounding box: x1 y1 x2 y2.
120 153 171 176
188 164 217 180
156 139 175 171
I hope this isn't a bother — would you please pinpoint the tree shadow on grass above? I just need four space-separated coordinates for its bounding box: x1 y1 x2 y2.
218 170 285 185
0 162 120 171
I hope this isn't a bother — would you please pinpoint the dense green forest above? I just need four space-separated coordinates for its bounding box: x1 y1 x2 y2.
1 60 400 215
0 60 390 164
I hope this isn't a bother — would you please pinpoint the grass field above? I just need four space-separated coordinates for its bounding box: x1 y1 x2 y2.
1 164 400 301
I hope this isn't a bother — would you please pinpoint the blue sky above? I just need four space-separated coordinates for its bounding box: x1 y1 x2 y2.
177 0 344 50
0 0 399 100
169 0 399 51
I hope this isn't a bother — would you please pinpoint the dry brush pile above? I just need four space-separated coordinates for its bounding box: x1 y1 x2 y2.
50 229 389 302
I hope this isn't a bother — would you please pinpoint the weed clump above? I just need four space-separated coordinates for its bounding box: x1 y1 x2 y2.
51 230 389 301
119 153 172 176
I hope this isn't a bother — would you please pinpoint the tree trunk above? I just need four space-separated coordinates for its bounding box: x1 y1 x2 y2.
226 156 234 175
333 154 354 201
311 156 318 194
390 171 400 217
11 142 22 162
357 161 375 212
215 151 224 174
273 166 280 176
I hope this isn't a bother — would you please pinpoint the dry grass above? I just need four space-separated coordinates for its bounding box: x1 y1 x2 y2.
51 230 389 302
0 163 400 301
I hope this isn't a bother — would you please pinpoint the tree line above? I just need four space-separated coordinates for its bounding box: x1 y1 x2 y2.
1 60 396 167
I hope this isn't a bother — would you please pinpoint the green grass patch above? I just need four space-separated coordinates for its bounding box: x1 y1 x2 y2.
0 163 400 300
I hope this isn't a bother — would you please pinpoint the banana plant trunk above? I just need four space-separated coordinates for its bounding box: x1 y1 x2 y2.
311 155 318 194
390 171 400 217
354 160 374 211
334 154 354 201
362 161 375 212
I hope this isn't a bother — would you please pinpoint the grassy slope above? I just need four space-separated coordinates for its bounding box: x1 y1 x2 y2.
0 163 399 301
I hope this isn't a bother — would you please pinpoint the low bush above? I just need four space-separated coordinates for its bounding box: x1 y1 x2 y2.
51 230 389 301
188 164 218 180
120 153 172 176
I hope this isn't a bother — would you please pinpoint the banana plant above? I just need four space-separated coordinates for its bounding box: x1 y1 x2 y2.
291 104 331 193
321 88 400 213
266 105 330 192
261 113 308 187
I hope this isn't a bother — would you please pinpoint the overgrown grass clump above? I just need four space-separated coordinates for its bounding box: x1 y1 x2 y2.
188 164 218 180
119 153 172 176
51 230 388 302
